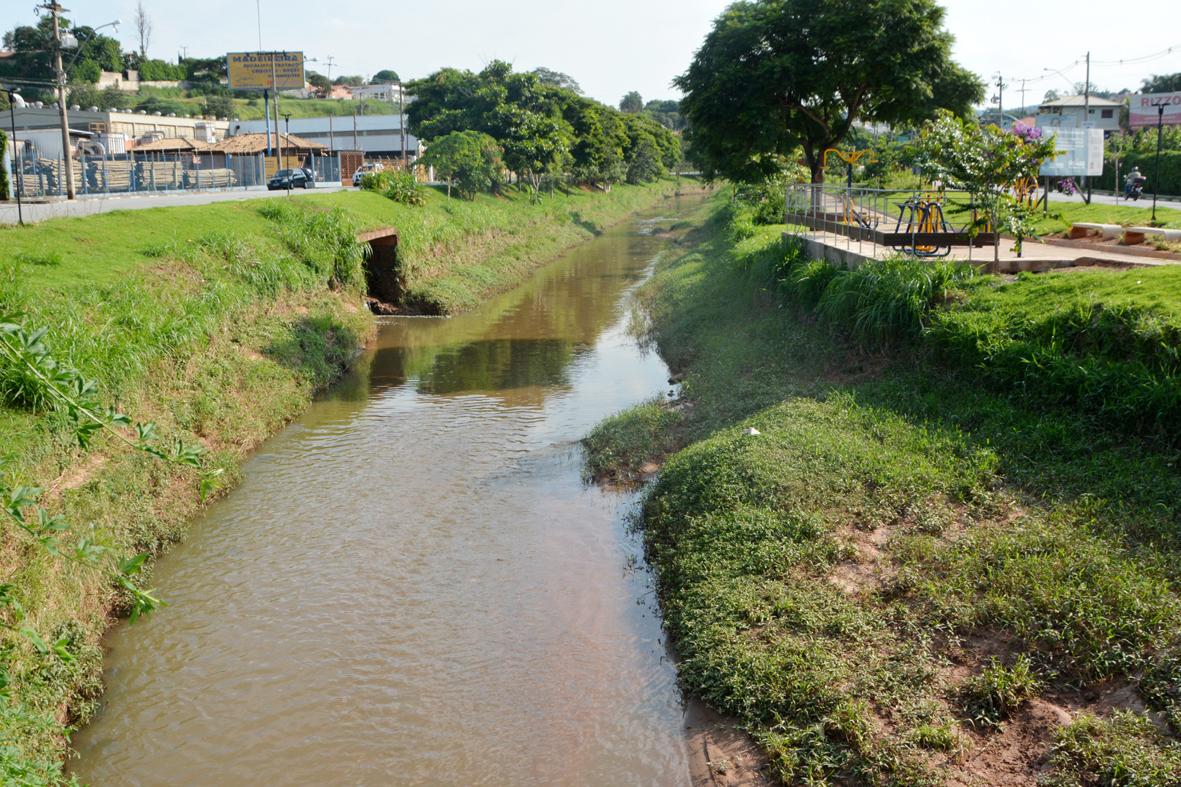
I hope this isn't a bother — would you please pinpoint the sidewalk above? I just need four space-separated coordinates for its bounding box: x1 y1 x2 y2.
0 184 347 225
1048 191 1181 212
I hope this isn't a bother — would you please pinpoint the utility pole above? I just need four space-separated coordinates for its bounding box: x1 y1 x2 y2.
42 2 76 199
396 80 406 166
992 72 1006 128
271 53 281 162
1016 79 1029 113
323 55 336 154
1082 51 1092 204
1151 101 1165 223
281 112 292 186
4 88 25 224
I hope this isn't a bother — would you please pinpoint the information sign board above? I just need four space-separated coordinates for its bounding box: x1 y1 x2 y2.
227 52 305 91
1039 128 1104 177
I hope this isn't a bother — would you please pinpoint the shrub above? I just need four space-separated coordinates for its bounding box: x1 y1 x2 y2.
360 170 424 206
815 257 977 345
258 202 369 289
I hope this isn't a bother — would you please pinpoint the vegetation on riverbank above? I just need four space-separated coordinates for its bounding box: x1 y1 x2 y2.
586 193 1181 784
0 181 675 783
337 181 682 313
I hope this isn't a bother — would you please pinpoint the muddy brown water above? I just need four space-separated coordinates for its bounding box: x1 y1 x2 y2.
69 196 705 785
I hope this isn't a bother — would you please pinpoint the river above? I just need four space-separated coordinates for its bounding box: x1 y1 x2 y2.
68 195 702 785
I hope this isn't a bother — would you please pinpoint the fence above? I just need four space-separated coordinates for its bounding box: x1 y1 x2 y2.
5 150 345 199
785 183 997 260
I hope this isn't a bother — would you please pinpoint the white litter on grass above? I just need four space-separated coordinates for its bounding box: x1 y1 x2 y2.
744 427 761 436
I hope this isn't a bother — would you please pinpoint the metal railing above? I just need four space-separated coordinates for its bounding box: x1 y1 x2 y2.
785 183 997 260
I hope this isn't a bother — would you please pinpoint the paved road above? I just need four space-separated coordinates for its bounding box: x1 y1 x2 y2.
1048 190 1181 212
0 183 349 225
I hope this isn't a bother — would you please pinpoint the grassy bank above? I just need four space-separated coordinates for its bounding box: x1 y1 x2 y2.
1029 200 1181 237
587 196 1181 784
0 181 675 783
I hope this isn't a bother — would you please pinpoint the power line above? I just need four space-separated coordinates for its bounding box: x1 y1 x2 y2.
1092 44 1180 66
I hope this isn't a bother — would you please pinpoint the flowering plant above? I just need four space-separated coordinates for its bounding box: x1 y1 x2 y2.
1011 122 1043 143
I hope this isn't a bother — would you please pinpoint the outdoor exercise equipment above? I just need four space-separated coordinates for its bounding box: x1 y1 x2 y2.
891 193 953 257
822 148 878 229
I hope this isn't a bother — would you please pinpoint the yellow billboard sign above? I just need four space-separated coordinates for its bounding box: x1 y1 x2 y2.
226 51 305 91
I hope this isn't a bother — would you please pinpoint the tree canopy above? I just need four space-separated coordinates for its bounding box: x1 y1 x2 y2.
675 0 983 183
1142 72 1181 93
306 71 332 94
407 62 679 196
1 15 123 92
372 69 401 84
531 68 582 94
619 91 644 113
419 130 504 198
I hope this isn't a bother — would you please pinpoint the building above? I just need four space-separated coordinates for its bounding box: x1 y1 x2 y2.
1036 95 1123 133
95 70 181 92
350 83 407 104
231 114 421 157
8 104 230 154
328 85 353 100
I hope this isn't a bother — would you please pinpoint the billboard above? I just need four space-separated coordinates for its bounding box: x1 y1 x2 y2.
227 52 305 91
1130 92 1181 130
1040 128 1104 177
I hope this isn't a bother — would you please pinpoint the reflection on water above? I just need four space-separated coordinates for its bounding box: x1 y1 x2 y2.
68 194 705 785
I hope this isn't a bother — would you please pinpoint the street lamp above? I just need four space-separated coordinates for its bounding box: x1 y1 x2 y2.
281 112 292 192
3 88 26 224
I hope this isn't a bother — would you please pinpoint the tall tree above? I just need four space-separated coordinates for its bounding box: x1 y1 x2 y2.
619 91 643 113
372 69 400 83
134 1 152 60
418 130 504 198
532 67 582 94
675 0 983 183
1142 72 1181 93
307 70 332 95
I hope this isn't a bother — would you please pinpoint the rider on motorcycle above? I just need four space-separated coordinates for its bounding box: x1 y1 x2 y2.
1125 167 1147 200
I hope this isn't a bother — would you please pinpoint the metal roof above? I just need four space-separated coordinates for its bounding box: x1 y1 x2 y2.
1039 95 1124 108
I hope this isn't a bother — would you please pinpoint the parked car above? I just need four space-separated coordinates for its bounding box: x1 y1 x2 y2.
352 162 385 187
268 168 315 190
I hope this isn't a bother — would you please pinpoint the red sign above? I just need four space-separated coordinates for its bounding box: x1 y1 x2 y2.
1130 92 1181 129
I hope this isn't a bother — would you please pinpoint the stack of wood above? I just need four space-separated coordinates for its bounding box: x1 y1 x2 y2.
91 160 135 192
184 168 237 189
38 158 85 193
138 160 184 190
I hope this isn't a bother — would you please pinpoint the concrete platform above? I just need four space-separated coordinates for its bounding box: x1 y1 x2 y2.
787 229 1172 273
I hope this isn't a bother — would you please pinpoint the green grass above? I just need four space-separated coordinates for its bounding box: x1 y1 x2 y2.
0 180 677 784
582 398 683 483
586 193 1181 784
1046 712 1181 787
958 656 1040 728
129 86 390 120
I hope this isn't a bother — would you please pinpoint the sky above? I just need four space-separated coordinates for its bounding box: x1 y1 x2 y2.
6 0 1180 108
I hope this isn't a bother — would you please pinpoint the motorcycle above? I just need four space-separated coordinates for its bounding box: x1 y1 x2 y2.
1125 178 1146 201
